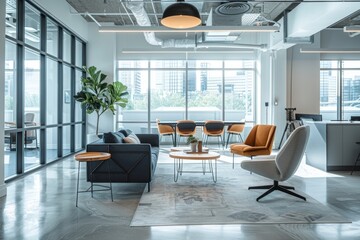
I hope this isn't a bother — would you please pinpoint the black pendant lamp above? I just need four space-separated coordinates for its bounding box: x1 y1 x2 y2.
161 0 201 29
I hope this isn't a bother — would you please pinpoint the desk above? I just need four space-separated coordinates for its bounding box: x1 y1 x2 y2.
306 121 360 171
158 121 245 146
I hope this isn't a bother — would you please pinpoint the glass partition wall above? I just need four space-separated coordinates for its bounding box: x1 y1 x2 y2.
4 0 86 180
116 60 255 141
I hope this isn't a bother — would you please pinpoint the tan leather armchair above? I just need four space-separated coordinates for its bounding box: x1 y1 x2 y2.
156 119 175 146
230 124 276 168
225 123 245 148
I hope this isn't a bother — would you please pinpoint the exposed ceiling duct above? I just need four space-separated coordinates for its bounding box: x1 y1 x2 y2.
125 0 267 50
215 1 253 16
270 1 360 50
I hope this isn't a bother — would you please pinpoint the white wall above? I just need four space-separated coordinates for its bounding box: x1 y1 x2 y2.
289 34 321 114
270 34 320 146
272 49 287 147
0 0 7 198
258 51 272 125
86 24 117 135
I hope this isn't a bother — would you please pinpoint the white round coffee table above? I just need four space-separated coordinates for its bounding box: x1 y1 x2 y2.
169 151 220 183
170 146 209 152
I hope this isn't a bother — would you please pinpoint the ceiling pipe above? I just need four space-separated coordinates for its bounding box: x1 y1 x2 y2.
196 42 267 50
124 0 268 50
125 1 162 46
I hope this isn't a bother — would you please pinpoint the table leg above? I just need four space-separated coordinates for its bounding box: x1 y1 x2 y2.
90 162 93 198
202 160 206 175
209 159 217 183
174 158 180 182
76 161 80 207
107 160 113 202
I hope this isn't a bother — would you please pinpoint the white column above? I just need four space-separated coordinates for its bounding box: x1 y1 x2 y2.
0 0 8 197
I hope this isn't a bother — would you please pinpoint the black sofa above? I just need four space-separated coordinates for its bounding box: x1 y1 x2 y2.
86 133 159 192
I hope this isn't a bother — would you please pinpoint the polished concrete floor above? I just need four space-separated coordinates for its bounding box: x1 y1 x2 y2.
1 148 360 240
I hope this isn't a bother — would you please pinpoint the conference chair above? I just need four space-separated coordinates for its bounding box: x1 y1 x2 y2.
203 120 225 148
230 124 276 169
176 120 196 146
241 125 310 201
225 123 245 148
156 119 175 146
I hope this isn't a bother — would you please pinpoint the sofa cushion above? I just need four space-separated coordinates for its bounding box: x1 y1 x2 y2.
103 132 125 143
123 133 141 144
118 128 132 137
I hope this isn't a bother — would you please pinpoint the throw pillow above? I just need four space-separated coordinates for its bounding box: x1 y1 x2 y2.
123 133 141 144
103 132 125 143
118 128 132 137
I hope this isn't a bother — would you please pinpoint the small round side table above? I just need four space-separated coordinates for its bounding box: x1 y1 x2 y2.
75 152 113 207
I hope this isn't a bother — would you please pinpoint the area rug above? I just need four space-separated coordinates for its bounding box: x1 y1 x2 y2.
131 163 350 227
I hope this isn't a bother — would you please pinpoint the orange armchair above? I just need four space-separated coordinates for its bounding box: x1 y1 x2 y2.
230 124 276 168
176 120 196 146
156 119 175 146
203 120 225 148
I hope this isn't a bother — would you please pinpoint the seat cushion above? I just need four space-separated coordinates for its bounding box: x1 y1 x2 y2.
241 158 280 181
230 144 270 157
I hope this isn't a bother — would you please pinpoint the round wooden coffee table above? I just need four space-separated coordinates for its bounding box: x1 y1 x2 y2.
169 151 220 183
74 152 113 207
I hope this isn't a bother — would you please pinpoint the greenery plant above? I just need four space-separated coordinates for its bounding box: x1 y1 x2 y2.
74 66 129 136
186 135 198 144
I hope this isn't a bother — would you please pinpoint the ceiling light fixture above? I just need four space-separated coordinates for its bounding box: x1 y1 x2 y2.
161 0 201 29
99 25 280 33
300 48 360 53
343 26 360 32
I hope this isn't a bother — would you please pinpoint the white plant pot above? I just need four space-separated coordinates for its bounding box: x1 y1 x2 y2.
190 142 197 152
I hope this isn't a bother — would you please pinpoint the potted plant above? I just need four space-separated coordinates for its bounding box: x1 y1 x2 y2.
186 135 198 152
74 66 129 136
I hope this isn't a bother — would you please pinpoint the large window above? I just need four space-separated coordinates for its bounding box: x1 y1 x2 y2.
117 60 255 133
320 60 360 120
24 3 40 49
3 0 86 180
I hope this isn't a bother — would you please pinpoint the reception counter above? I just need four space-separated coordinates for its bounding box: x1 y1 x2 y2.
305 121 360 171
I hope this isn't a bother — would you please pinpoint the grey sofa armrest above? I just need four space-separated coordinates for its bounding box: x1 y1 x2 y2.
136 134 159 147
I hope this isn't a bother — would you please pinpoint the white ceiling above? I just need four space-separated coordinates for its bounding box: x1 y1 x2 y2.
65 0 360 29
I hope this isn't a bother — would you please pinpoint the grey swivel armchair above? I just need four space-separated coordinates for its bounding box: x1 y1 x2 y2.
241 125 310 202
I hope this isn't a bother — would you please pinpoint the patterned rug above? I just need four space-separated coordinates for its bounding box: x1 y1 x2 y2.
131 163 350 226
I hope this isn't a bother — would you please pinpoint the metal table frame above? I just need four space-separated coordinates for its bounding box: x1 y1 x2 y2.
169 151 220 183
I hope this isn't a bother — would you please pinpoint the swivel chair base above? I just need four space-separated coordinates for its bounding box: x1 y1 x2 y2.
248 180 306 202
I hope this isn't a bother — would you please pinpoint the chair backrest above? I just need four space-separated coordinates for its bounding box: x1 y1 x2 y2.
204 120 224 135
227 124 244 133
25 112 35 122
244 125 276 150
275 125 310 181
156 119 174 134
176 120 196 134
